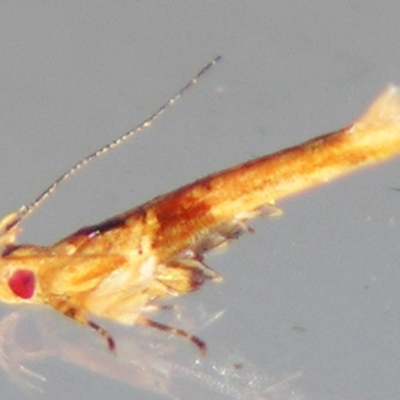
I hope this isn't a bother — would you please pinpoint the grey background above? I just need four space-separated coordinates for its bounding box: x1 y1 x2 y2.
0 2 399 399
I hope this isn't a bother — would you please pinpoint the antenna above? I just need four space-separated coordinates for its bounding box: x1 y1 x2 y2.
7 55 222 233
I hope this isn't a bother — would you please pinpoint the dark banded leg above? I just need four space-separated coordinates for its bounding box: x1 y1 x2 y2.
136 314 206 355
87 320 116 353
63 306 116 353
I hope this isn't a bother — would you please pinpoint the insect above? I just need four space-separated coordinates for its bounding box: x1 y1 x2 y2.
0 56 400 355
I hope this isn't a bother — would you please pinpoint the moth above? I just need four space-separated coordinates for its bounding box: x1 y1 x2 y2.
0 56 400 354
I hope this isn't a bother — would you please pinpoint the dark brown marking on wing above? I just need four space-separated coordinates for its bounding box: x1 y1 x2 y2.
75 215 127 238
1 245 22 257
154 190 212 229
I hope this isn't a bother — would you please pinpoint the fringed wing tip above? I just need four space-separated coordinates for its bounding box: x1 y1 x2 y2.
358 85 400 128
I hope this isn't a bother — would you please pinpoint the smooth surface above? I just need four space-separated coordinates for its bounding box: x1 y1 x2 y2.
0 2 400 399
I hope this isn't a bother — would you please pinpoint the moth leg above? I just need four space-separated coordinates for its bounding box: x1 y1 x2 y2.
63 306 116 353
155 259 222 297
87 320 116 353
136 314 206 355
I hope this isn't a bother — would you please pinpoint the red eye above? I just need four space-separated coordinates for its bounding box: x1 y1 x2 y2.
8 270 35 299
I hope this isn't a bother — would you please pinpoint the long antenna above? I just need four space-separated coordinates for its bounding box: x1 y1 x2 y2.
7 55 222 233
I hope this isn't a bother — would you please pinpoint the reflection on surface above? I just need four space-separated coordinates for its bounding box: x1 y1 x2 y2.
0 309 303 399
